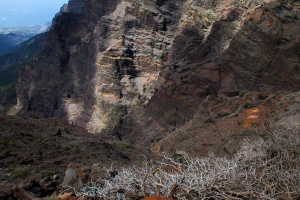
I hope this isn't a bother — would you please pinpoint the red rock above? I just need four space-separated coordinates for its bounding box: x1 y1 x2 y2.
57 192 77 200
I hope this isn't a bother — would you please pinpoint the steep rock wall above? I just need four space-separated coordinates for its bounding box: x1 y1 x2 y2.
11 0 300 147
12 0 184 134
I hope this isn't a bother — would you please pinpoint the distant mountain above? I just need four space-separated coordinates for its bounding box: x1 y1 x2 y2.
0 34 16 54
0 32 46 111
0 33 33 55
0 25 50 55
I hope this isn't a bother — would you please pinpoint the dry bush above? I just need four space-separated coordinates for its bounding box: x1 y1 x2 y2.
72 128 300 200
235 0 264 8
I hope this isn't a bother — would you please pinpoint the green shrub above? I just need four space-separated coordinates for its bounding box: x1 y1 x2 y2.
72 147 80 153
4 157 15 164
243 102 250 108
11 168 28 179
62 145 71 151
7 141 14 146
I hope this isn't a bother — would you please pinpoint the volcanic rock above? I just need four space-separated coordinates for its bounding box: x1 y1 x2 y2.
9 0 300 152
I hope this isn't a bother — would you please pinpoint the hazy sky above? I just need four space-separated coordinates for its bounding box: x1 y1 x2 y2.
0 0 69 26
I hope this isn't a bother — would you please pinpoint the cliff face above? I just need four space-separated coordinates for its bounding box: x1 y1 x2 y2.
59 0 84 14
11 0 300 149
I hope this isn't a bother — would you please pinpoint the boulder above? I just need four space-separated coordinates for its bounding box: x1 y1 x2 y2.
61 164 90 193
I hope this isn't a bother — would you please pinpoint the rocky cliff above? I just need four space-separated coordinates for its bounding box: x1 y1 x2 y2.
59 0 84 14
0 33 46 114
11 0 300 151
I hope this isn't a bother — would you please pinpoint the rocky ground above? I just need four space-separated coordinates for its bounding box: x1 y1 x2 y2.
155 91 300 156
0 91 299 199
0 115 151 199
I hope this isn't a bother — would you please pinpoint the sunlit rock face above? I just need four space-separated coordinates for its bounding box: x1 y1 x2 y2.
12 0 300 146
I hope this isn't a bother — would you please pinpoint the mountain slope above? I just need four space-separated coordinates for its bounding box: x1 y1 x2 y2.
0 25 48 55
0 33 46 112
0 34 16 55
10 0 300 150
1 0 300 198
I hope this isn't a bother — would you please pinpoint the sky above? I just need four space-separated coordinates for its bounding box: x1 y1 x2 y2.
0 0 69 26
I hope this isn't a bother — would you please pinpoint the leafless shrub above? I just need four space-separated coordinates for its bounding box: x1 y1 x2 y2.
74 128 300 199
236 0 264 8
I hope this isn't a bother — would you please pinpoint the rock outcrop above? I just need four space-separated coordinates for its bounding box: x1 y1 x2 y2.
11 0 300 148
59 0 84 14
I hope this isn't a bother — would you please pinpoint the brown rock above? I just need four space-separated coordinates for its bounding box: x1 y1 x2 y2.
13 186 35 200
90 163 107 181
61 164 90 192
57 192 77 200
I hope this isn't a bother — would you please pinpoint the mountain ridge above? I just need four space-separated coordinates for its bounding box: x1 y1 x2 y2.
10 0 300 145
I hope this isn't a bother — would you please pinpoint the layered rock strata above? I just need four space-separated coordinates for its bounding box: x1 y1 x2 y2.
11 0 300 147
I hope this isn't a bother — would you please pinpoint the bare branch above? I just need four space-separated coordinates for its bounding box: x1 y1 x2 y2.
71 128 300 200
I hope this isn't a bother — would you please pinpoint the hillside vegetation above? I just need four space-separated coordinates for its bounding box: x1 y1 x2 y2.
74 128 300 200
